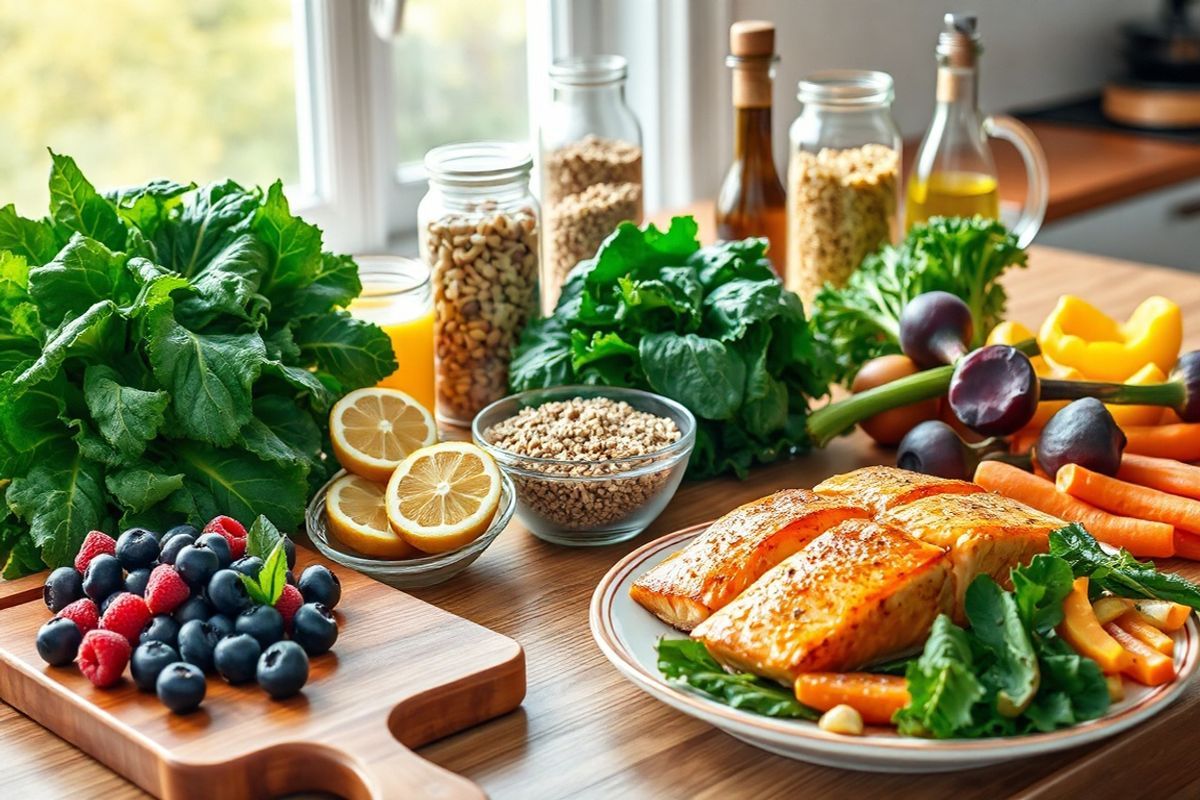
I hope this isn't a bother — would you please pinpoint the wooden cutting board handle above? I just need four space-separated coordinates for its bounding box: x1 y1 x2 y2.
347 733 486 800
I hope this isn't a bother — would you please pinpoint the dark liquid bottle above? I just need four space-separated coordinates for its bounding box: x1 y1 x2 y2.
716 20 787 268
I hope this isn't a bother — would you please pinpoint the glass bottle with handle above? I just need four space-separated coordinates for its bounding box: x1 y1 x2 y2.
905 13 1049 247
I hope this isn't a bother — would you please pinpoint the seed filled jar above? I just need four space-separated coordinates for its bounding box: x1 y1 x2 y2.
419 142 540 426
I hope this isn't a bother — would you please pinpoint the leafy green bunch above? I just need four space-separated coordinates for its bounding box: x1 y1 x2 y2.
510 216 828 479
0 152 396 576
811 215 1028 384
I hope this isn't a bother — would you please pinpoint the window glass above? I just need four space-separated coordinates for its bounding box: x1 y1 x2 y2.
393 0 528 167
0 0 299 215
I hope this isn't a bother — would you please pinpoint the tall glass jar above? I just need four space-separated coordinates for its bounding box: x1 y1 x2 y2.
786 70 901 303
539 55 643 312
418 142 540 426
347 256 436 414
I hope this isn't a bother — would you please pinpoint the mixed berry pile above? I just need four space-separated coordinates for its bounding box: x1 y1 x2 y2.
36 516 342 714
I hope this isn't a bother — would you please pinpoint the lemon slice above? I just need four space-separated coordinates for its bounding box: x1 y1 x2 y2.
325 473 419 559
385 441 502 554
330 388 437 482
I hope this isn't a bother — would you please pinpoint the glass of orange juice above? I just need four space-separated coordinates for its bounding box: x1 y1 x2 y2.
347 256 436 415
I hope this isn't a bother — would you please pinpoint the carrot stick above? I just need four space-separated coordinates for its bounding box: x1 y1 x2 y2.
1174 531 1200 560
1115 612 1174 656
1132 599 1193 632
1121 424 1200 462
793 673 910 726
1118 454 1200 501
974 461 1176 557
1062 578 1133 674
1057 463 1200 536
1104 622 1176 686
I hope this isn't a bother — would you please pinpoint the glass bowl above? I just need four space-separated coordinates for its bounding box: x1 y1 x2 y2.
472 385 695 546
305 469 515 589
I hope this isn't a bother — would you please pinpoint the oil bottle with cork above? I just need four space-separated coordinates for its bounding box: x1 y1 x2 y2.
905 13 1049 246
716 20 787 267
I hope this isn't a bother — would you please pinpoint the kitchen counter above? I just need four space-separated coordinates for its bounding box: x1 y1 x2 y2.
4 245 1200 798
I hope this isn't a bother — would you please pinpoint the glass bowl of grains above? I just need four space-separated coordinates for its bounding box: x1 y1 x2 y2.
472 386 695 546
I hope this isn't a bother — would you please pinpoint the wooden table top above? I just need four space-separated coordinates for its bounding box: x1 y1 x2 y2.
5 245 1200 799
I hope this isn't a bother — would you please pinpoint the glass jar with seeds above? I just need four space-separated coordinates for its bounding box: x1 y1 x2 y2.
786 70 901 304
539 55 644 312
418 142 541 426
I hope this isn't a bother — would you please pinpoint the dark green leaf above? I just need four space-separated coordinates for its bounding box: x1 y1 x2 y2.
106 179 194 238
965 576 1040 718
639 332 744 420
509 320 573 391
174 233 270 328
254 182 323 296
173 441 308 531
1011 554 1076 633
27 234 135 325
83 365 168 460
6 448 107 567
656 638 817 719
247 514 284 562
13 300 118 390
0 204 58 265
293 311 397 390
585 217 699 289
702 278 782 341
47 151 126 250
1050 523 1200 610
105 466 185 514
894 615 986 738
153 179 259 277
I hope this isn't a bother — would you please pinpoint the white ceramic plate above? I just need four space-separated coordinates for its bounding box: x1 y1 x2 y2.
590 523 1200 773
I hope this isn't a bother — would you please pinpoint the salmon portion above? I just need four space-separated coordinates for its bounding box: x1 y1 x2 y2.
881 491 1064 621
692 520 953 681
813 465 983 515
629 490 869 631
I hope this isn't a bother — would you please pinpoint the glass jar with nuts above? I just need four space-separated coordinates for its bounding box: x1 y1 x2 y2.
539 55 644 312
419 142 541 426
786 70 902 304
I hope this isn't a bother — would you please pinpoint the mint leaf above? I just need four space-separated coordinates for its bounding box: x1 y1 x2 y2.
258 538 288 605
47 151 126 251
247 515 284 561
83 365 169 461
293 311 397 390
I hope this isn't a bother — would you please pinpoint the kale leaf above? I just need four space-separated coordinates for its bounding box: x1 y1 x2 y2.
656 638 817 719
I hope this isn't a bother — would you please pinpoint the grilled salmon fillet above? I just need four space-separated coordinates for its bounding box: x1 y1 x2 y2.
881 491 1064 621
692 520 953 681
813 465 983 515
629 489 869 631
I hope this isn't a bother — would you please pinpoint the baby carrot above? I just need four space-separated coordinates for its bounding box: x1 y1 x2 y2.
974 461 1175 557
1104 621 1176 686
1057 463 1200 536
1121 424 1200 462
1117 454 1200 501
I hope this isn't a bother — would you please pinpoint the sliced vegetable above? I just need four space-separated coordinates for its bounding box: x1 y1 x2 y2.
1103 622 1176 686
1091 596 1135 625
1117 454 1200 501
1132 599 1193 632
793 673 910 726
1038 295 1182 383
973 461 1175 558
1114 612 1174 656
1050 524 1200 610
1121 423 1200 461
1105 673 1125 703
1057 463 1200 535
1059 577 1132 674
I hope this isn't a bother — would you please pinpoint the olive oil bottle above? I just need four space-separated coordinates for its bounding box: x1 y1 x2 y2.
716 20 787 267
905 14 1048 245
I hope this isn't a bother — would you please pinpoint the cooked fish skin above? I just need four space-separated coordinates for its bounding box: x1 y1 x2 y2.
629 489 869 631
691 520 954 681
881 491 1065 621
813 465 983 515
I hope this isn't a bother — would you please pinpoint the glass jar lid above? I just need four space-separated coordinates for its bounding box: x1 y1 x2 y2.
796 70 894 107
424 141 532 188
549 54 628 86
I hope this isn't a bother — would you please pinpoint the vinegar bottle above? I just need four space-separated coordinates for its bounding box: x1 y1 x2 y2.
905 13 1048 246
716 20 787 267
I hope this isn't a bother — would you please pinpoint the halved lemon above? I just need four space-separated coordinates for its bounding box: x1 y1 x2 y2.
330 387 437 482
385 441 502 554
325 473 419 558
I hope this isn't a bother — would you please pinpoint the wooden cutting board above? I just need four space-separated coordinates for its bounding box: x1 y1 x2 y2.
0 546 525 799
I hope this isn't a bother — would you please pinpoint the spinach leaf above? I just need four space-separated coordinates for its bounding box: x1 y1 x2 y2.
894 615 986 738
0 204 58 265
657 638 817 719
639 332 745 421
105 466 186 515
83 365 168 461
7 449 106 567
47 152 126 251
1050 523 1200 609
965 576 1040 718
27 234 136 325
293 311 397 390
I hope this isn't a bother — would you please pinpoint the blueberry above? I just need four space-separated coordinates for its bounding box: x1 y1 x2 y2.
235 605 284 649
175 544 219 589
282 536 296 570
124 567 151 597
285 569 296 587
256 640 308 699
230 556 263 578
195 533 232 569
115 528 159 570
43 567 83 612
159 533 195 566
207 613 235 638
297 565 341 610
214 633 262 684
173 595 213 626
206 569 251 616
82 554 123 602
162 524 198 545
140 615 180 648
177 619 222 673
291 603 339 656
131 641 179 692
100 591 124 615
36 617 83 666
156 662 206 713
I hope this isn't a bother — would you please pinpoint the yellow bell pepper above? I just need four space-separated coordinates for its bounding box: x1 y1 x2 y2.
1038 295 1182 383
987 321 1080 428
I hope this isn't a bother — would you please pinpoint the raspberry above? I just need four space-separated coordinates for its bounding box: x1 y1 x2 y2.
274 584 303 632
77 629 131 688
145 564 190 615
58 598 99 634
204 515 246 540
100 593 152 644
229 537 247 559
74 531 116 573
